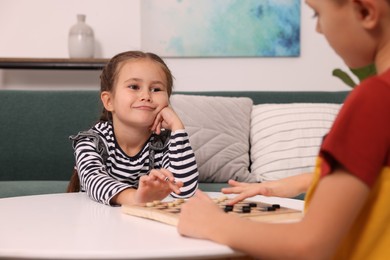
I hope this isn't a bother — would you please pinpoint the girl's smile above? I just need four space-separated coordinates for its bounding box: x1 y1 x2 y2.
132 104 156 111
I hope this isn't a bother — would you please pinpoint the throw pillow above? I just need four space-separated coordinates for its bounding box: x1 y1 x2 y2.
170 95 256 183
250 103 341 182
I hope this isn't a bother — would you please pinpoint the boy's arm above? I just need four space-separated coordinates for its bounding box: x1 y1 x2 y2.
222 172 313 204
178 169 369 259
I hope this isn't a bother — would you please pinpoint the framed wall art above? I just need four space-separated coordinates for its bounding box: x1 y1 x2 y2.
141 0 301 57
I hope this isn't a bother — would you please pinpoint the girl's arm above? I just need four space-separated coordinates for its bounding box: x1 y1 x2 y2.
151 106 184 134
74 138 131 205
152 106 199 198
75 137 183 206
178 168 369 259
165 129 199 198
111 168 183 206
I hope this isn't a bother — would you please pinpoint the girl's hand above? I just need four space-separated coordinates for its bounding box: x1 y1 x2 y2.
151 106 184 134
135 168 183 204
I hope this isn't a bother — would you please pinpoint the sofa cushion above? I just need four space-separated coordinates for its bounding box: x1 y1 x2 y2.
170 94 256 183
0 181 68 198
0 90 101 182
250 103 341 182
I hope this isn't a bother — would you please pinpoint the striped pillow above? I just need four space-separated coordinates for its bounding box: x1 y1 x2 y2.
250 103 341 182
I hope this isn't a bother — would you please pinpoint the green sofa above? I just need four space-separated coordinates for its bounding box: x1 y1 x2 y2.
0 90 349 198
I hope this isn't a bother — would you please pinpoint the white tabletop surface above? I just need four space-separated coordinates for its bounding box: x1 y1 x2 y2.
0 192 304 260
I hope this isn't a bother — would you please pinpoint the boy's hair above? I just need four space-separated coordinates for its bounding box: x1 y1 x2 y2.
99 50 174 121
335 0 390 4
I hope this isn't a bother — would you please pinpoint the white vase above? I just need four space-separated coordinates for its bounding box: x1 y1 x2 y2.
68 14 95 58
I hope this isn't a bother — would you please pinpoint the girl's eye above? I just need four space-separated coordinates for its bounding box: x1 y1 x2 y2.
150 87 162 93
128 84 139 90
312 11 318 19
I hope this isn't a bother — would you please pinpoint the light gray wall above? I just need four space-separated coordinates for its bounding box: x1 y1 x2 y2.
0 0 350 91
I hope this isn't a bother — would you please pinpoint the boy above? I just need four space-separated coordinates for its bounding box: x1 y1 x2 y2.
177 0 390 259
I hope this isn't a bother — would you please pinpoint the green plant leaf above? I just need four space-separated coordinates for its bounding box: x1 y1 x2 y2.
350 64 376 82
332 68 357 88
332 64 377 88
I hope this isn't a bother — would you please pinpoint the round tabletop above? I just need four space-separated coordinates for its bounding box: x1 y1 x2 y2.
0 192 303 259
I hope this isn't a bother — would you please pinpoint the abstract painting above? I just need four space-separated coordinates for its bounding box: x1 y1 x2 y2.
141 0 300 57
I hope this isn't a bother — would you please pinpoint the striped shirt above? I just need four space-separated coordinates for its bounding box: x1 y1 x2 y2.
72 121 199 205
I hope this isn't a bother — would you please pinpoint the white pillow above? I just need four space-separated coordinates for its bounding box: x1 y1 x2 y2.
250 103 341 182
170 95 256 183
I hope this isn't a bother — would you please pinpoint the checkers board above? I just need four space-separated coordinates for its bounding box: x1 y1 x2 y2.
122 196 302 226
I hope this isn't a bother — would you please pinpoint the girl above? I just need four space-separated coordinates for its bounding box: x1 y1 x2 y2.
178 0 390 259
71 51 199 206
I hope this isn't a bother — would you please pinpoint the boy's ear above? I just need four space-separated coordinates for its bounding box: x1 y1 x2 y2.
354 0 379 29
101 91 114 112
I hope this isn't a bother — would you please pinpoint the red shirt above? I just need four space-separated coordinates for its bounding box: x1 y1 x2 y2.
304 69 390 258
319 69 390 187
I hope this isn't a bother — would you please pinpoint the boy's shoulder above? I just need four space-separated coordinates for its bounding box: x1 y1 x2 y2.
341 70 390 120
351 69 390 100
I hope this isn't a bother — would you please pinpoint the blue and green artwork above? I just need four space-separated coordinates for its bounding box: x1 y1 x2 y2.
141 0 301 57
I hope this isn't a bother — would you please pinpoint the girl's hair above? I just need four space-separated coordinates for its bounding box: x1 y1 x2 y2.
99 50 174 121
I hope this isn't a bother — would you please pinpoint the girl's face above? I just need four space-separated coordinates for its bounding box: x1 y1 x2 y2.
102 58 169 129
306 0 376 68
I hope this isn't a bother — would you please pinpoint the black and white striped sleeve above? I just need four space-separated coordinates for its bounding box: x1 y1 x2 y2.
73 137 130 205
164 129 199 198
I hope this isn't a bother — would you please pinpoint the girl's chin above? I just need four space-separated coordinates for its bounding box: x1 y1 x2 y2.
120 121 154 130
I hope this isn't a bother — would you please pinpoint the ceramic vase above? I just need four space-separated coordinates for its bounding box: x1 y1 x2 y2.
68 14 95 58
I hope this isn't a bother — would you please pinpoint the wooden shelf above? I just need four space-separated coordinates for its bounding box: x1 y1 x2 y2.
0 58 109 70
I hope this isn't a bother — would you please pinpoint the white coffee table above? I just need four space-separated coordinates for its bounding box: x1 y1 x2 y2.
0 192 303 259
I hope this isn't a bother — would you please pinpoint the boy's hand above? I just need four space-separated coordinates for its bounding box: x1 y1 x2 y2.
178 190 226 239
151 106 184 134
222 173 313 205
221 180 274 205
